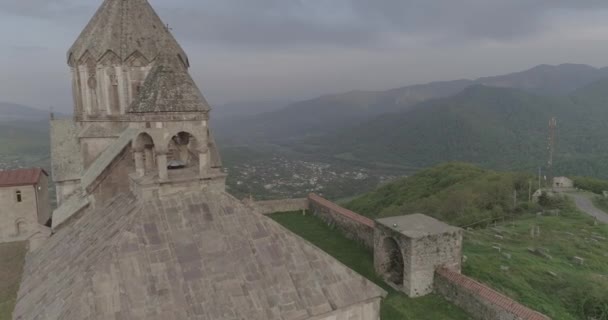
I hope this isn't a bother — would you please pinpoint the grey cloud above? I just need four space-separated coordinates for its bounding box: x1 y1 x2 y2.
161 0 608 47
0 0 90 20
4 0 608 49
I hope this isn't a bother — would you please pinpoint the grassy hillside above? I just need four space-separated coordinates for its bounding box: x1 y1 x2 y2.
463 208 608 320
0 242 27 320
271 163 608 319
270 212 471 320
346 163 536 227
343 163 608 319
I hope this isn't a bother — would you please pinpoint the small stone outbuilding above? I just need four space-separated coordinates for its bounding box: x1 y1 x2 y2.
374 214 463 297
0 168 51 244
553 177 573 189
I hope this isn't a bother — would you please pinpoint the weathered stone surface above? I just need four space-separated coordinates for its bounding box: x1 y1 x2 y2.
15 191 386 320
309 194 375 249
435 268 551 320
128 56 211 113
374 214 463 297
0 169 51 245
245 198 309 215
68 0 188 66
50 119 82 183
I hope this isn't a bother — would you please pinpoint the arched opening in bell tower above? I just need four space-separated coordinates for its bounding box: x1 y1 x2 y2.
134 132 157 177
167 132 199 170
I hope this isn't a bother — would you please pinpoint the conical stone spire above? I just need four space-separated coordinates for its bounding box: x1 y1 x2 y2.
68 0 189 67
128 53 211 113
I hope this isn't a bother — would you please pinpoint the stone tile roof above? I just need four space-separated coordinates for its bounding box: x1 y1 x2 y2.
376 214 461 239
68 0 188 66
0 168 47 188
436 268 550 320
128 56 211 113
14 191 385 320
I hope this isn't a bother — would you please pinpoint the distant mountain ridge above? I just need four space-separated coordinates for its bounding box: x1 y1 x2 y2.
0 102 52 122
302 78 608 178
215 63 608 144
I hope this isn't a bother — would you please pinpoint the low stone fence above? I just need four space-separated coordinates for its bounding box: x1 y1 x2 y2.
308 193 375 249
434 268 551 320
249 198 309 215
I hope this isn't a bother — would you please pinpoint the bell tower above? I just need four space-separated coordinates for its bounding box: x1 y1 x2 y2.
67 0 189 120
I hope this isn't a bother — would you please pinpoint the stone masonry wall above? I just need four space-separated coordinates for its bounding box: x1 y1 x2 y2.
0 185 38 243
435 268 551 320
308 194 375 249
88 147 134 207
250 198 309 215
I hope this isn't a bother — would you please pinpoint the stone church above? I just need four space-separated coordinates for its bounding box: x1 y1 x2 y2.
12 0 386 319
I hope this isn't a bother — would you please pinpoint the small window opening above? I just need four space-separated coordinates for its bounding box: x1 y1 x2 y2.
16 190 22 203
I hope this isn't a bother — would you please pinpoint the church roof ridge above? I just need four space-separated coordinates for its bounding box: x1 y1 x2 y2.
68 0 189 67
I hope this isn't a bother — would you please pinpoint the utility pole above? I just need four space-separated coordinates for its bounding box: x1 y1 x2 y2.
547 117 557 186
538 167 542 190
528 180 532 202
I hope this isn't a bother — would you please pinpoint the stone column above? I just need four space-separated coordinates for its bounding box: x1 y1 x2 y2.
199 150 210 177
157 152 168 181
144 148 155 171
134 150 145 177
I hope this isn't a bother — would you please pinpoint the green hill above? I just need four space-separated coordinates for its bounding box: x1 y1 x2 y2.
303 81 608 178
345 163 536 226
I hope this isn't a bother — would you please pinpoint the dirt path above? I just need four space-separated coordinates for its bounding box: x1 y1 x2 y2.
567 193 608 224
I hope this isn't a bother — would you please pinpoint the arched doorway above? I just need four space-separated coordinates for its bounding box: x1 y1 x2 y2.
380 237 404 286
15 220 27 237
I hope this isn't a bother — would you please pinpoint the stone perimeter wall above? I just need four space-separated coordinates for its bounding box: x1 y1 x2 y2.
301 194 551 320
250 198 309 215
307 194 375 249
435 268 551 320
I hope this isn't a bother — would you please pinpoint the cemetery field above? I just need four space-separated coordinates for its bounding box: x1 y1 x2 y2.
270 212 471 320
271 208 608 320
0 242 27 320
463 208 608 320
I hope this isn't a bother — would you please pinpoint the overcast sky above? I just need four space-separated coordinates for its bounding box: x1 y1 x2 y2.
2 0 608 112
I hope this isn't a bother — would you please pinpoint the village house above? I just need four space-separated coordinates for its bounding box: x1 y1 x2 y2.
0 168 51 243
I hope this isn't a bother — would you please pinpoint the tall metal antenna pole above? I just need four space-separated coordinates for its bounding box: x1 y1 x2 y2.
547 117 557 186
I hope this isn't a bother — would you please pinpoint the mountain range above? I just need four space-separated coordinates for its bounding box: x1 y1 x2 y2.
0 102 53 122
5 63 608 179
302 82 608 176
214 63 608 144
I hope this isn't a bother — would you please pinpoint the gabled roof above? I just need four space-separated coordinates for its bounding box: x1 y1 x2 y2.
68 0 188 67
0 168 47 188
14 191 385 320
128 56 211 113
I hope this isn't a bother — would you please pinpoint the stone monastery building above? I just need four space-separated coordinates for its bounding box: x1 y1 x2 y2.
12 0 386 319
0 168 50 244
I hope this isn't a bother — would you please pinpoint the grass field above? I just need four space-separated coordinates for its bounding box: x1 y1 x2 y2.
463 208 608 320
270 212 471 320
0 242 27 320
271 206 608 320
